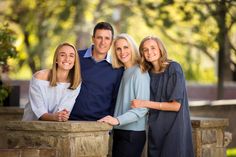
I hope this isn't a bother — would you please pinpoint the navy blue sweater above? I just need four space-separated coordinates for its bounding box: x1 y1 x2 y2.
70 49 123 120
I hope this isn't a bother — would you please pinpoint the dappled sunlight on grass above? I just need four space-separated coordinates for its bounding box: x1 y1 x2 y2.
227 148 236 157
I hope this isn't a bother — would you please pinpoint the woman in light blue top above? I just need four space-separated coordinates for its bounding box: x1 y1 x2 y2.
22 42 81 122
98 33 150 157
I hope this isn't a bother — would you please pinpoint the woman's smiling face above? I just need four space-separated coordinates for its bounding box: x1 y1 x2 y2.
115 38 133 68
142 39 161 63
56 45 76 71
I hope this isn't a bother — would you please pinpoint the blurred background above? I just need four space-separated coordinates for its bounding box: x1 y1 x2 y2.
0 0 235 86
0 0 236 155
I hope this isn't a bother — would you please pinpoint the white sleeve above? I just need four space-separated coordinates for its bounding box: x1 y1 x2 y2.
22 102 38 121
28 78 48 119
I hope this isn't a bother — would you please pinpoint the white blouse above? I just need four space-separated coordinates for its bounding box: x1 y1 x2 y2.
22 76 81 121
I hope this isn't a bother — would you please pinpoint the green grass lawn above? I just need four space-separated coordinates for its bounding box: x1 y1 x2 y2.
227 148 236 157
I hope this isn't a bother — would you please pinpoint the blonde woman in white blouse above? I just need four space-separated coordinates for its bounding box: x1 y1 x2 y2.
22 42 81 122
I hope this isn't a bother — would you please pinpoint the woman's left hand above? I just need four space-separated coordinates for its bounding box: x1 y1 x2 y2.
97 115 119 126
55 109 69 122
131 99 145 108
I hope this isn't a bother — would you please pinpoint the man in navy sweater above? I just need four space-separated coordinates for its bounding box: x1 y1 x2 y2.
70 22 123 121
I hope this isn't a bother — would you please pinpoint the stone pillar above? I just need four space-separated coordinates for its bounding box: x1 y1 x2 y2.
191 117 230 157
1 121 112 157
0 107 23 121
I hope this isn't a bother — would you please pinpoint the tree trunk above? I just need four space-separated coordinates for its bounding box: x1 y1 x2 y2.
223 36 232 81
216 0 228 99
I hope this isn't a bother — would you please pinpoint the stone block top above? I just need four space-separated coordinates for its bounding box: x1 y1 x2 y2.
0 107 24 114
3 121 112 133
191 116 229 128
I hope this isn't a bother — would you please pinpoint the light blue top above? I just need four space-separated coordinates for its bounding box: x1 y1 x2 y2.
22 76 81 121
114 65 150 131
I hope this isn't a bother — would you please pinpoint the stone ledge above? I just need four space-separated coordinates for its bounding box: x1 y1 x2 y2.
0 107 24 114
0 107 24 122
191 117 229 128
1 121 112 157
3 121 112 132
189 99 236 107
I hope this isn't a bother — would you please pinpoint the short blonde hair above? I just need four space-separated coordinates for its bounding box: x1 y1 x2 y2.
49 42 81 90
139 36 170 72
111 33 140 68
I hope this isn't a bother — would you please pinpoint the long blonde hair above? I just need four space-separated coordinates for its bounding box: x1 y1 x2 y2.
49 42 81 90
111 33 140 68
139 36 170 72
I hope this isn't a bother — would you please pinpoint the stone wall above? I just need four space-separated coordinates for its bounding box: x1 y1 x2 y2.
0 107 23 121
0 121 112 157
0 107 24 149
0 107 232 157
0 148 57 157
190 100 236 148
191 117 230 157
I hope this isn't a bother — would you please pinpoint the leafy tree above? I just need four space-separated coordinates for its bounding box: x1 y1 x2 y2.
0 0 135 75
137 0 236 99
0 24 17 73
0 24 17 105
1 0 233 100
0 0 85 74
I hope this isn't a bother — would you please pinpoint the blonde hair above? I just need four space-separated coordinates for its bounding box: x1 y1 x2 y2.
49 42 81 90
111 33 140 68
139 36 170 72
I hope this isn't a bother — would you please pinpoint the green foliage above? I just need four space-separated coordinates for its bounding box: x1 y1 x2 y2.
0 0 81 74
0 0 235 85
0 24 17 71
0 0 137 77
136 0 236 84
0 23 17 105
0 85 9 106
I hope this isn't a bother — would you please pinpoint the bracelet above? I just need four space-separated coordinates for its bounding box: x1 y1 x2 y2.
160 102 162 110
116 118 120 126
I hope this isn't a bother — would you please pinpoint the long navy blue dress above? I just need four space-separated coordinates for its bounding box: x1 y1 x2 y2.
148 61 194 157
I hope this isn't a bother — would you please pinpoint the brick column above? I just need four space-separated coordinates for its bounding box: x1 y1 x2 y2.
0 107 23 121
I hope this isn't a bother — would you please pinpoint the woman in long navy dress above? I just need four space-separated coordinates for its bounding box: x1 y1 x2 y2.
131 36 194 157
